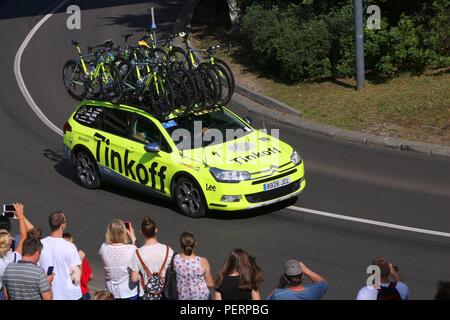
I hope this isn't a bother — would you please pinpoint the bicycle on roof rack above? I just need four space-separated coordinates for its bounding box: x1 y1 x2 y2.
62 29 236 119
173 32 235 106
63 39 123 104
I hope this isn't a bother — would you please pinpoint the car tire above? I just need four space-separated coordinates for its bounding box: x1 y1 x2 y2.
174 177 207 218
74 151 101 189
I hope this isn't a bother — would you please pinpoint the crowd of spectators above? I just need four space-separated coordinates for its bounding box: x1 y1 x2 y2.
0 203 449 300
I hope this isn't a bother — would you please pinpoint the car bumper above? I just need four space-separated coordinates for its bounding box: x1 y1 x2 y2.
206 164 306 211
64 144 73 163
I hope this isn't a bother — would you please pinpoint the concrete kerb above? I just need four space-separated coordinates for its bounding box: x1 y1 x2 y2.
233 84 301 116
175 0 450 159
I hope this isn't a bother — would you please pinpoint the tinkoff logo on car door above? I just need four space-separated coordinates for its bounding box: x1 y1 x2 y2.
94 132 167 192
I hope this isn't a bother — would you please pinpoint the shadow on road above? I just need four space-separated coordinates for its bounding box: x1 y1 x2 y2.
0 0 183 20
102 11 178 36
206 196 298 220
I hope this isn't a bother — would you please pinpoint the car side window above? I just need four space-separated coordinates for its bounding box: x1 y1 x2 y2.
129 114 170 152
101 109 130 137
73 105 104 129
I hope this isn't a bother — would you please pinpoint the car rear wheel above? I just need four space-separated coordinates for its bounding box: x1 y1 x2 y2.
75 151 101 189
174 177 207 218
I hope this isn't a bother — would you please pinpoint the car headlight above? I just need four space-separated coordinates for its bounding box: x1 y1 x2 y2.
209 167 251 183
291 150 302 165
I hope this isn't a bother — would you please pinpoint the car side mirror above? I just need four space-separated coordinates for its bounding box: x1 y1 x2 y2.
243 116 253 126
144 142 160 153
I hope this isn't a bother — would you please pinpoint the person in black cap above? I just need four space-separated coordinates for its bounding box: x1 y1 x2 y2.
266 259 328 300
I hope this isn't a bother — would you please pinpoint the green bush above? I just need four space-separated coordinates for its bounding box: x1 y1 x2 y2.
239 0 450 82
241 4 332 81
365 13 450 77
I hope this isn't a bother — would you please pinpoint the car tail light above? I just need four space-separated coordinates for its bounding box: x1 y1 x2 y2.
63 122 72 134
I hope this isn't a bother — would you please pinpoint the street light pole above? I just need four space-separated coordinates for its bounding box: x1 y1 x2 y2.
354 0 365 90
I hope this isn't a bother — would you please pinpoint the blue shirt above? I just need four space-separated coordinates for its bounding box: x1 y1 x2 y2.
267 281 328 300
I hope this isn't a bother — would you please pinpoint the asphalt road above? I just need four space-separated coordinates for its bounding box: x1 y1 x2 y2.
1 0 449 299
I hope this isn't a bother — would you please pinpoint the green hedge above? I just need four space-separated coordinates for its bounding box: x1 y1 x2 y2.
239 0 450 81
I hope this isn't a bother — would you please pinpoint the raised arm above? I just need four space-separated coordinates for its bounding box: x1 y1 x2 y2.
300 262 326 283
13 203 27 255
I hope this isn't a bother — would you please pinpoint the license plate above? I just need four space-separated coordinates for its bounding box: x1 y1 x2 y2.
263 177 291 191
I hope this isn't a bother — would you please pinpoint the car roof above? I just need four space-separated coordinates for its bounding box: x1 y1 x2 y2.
79 100 230 124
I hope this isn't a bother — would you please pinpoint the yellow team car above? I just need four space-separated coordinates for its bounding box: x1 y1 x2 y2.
63 100 306 217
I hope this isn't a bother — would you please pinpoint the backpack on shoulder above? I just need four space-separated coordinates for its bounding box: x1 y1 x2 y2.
136 245 170 300
377 282 402 300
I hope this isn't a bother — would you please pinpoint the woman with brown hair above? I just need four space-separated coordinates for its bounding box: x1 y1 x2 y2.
174 231 214 300
214 248 264 300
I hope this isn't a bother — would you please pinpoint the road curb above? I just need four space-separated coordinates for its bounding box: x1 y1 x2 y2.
234 84 301 116
176 0 450 159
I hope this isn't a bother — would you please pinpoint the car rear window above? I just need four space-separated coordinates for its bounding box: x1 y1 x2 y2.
73 105 104 128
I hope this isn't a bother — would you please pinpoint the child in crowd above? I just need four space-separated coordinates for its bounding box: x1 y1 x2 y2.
63 232 93 300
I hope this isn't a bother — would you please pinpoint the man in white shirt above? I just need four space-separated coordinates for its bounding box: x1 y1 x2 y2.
356 257 410 300
38 211 82 300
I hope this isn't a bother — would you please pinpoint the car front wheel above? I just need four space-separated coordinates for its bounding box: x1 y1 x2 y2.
174 177 207 218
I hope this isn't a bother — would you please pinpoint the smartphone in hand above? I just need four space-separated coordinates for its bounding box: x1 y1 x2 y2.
124 221 131 231
2 204 16 218
47 266 54 275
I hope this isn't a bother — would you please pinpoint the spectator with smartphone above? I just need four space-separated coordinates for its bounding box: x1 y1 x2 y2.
214 249 264 300
173 231 214 300
266 259 328 300
2 238 54 300
99 219 139 300
38 211 82 300
64 233 93 300
128 217 174 300
1 204 36 251
0 203 28 300
356 257 410 300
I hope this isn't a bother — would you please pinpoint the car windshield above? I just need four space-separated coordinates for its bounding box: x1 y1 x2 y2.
162 108 252 150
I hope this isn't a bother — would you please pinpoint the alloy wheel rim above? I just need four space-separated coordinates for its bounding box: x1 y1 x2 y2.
76 155 96 186
176 182 201 214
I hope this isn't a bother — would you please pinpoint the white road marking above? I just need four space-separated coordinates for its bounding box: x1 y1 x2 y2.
14 0 69 137
288 206 450 238
13 1 450 241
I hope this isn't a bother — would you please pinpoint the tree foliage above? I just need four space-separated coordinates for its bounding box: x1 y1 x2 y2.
239 0 449 81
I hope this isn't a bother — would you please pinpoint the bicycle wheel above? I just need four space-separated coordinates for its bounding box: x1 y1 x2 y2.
168 47 190 70
214 58 235 93
116 60 136 102
189 70 208 112
205 63 233 105
145 74 174 117
195 65 221 110
168 73 191 116
63 60 87 100
176 68 198 105
140 46 169 65
99 64 124 104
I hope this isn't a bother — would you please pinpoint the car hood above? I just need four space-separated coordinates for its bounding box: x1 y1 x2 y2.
179 130 294 173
